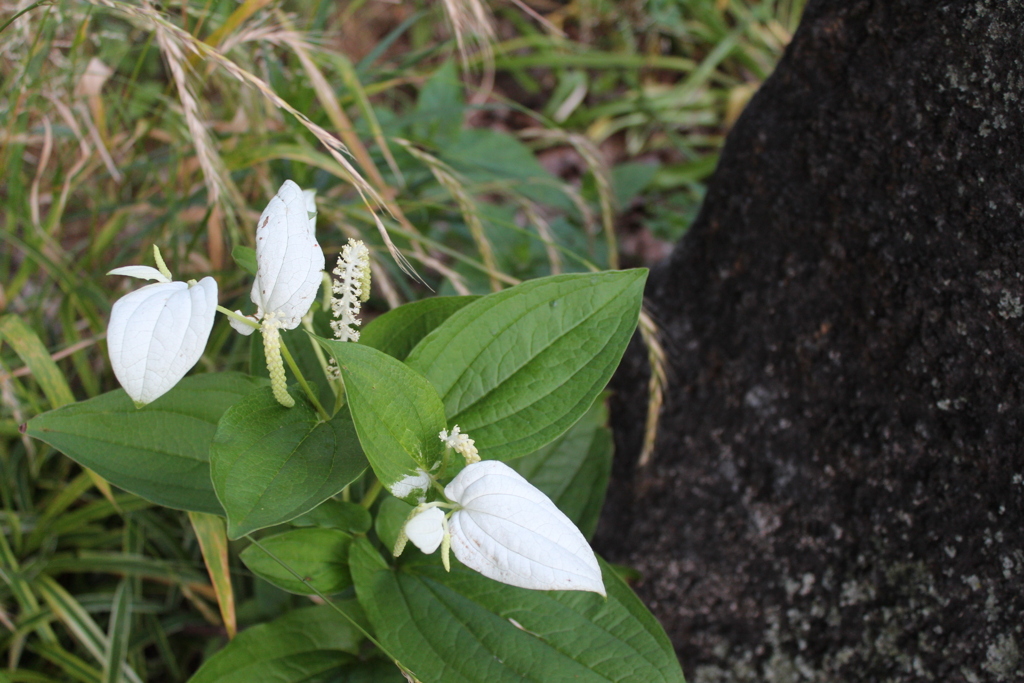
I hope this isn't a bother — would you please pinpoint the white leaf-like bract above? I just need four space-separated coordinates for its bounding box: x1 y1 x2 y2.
389 469 432 501
251 180 325 329
445 460 606 595
107 265 171 283
107 277 218 405
405 506 446 554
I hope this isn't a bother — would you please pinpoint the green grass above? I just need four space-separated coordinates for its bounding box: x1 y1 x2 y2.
0 0 802 678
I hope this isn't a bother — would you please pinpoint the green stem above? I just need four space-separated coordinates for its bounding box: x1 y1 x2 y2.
279 338 331 422
360 478 383 509
0 1 50 34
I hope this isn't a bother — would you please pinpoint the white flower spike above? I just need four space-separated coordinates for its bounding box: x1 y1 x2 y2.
235 180 326 407
107 247 217 406
440 425 480 464
330 238 371 343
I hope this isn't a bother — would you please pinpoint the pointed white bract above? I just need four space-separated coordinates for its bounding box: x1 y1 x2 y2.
107 265 170 283
404 506 446 554
250 180 325 330
107 277 218 405
444 460 606 595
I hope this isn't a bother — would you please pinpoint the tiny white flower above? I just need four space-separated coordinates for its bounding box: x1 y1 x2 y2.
234 181 325 407
330 238 371 343
388 468 432 501
439 425 479 464
107 248 217 406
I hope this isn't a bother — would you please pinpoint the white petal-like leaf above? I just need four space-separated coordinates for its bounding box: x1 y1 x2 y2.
228 310 258 336
107 278 218 405
388 469 431 502
445 460 606 595
251 180 325 329
108 265 171 283
405 506 445 554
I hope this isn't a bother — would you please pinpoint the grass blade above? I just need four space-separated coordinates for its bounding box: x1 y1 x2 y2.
101 581 132 683
188 511 236 638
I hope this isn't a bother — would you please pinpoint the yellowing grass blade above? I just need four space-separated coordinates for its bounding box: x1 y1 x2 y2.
188 512 237 638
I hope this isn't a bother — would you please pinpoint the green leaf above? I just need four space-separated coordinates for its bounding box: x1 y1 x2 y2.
406 270 647 461
25 372 264 514
314 339 446 498
360 296 479 361
442 128 572 210
412 60 464 148
187 604 362 683
509 398 613 540
240 528 353 595
291 499 372 534
349 538 684 683
373 495 415 553
210 387 367 539
231 245 257 276
330 659 406 683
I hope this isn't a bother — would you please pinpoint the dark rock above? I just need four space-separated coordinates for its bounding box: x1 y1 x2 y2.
596 1 1024 680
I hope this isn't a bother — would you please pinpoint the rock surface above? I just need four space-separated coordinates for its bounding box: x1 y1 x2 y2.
596 1 1024 680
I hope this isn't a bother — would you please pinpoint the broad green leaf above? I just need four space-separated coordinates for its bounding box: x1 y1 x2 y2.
240 528 353 595
187 604 362 683
25 372 264 514
331 659 406 683
509 399 613 539
349 538 684 683
412 60 464 148
405 270 647 461
188 512 236 637
360 296 479 361
315 339 446 498
291 499 371 534
442 128 573 210
210 388 367 539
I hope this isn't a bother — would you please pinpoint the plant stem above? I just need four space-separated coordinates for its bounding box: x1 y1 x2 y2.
278 338 331 422
360 478 383 509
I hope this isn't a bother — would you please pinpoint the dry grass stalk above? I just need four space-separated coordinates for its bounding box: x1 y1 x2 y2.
637 308 667 468
85 0 423 283
394 138 502 292
520 127 618 268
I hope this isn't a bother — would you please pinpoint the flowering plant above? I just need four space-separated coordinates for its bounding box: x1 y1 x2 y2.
25 180 683 682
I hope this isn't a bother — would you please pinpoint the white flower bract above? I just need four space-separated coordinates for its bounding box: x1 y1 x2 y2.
404 506 446 554
107 275 218 406
388 468 432 501
394 458 606 595
250 180 325 330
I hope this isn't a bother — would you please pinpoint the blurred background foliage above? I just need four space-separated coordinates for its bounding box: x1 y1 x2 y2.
0 0 803 679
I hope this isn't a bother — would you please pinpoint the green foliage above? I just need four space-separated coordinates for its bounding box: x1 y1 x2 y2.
349 538 684 682
210 387 366 538
1 0 802 677
25 373 264 514
406 270 647 461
